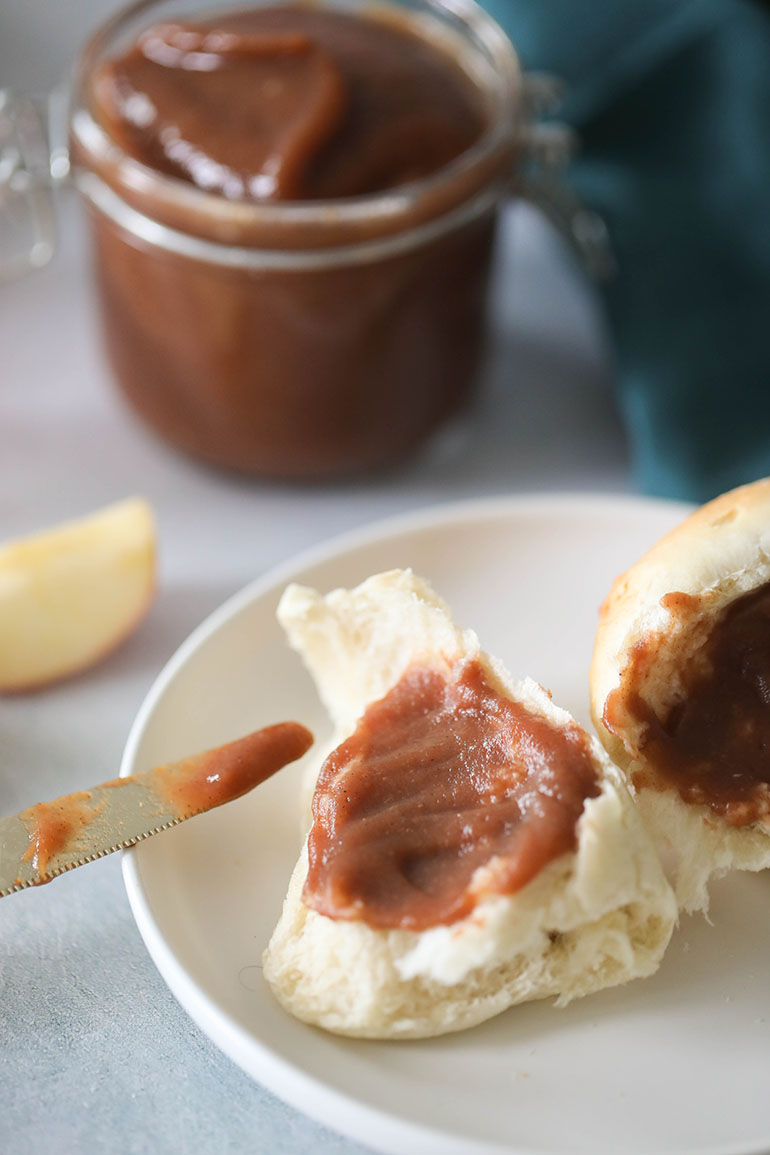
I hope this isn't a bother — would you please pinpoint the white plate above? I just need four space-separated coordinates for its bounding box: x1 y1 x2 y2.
121 494 770 1155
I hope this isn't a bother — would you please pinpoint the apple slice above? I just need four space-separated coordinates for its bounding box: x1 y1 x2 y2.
0 498 156 692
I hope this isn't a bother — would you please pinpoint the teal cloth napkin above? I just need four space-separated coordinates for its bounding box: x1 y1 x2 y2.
484 0 770 501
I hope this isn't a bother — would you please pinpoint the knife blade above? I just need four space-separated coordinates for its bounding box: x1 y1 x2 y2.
0 721 313 898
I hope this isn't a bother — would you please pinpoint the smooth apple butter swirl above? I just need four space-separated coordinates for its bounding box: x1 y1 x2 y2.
91 7 486 202
303 659 600 931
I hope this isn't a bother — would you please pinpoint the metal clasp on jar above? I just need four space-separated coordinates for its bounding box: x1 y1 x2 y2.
0 86 69 281
515 72 616 281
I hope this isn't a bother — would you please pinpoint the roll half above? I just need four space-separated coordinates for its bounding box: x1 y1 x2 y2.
263 570 675 1039
591 478 770 913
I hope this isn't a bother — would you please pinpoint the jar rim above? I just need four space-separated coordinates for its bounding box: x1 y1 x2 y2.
70 0 521 237
78 166 502 268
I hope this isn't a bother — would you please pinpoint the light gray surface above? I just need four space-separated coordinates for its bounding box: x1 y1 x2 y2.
0 4 626 1150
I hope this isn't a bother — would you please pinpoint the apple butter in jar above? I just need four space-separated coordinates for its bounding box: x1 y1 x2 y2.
70 0 519 479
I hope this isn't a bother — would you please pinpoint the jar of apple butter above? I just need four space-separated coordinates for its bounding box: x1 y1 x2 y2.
3 2 609 479
65 0 520 479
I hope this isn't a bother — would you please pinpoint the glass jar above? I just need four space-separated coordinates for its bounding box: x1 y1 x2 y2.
1 0 612 480
68 0 518 480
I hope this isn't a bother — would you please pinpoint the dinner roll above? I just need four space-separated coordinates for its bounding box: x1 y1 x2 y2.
590 478 770 913
263 570 675 1039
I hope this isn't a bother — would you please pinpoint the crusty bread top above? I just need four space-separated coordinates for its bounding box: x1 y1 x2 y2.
590 477 770 752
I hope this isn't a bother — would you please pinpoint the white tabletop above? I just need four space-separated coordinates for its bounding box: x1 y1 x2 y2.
1 8 628 1149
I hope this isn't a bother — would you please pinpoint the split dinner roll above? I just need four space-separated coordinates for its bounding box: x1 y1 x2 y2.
591 478 770 913
263 570 675 1039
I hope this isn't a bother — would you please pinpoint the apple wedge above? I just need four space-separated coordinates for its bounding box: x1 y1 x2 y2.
0 498 156 692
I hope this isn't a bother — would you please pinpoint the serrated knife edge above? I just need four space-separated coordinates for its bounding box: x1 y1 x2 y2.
0 722 313 898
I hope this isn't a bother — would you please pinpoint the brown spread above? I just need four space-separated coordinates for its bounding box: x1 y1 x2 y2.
604 582 770 826
303 659 600 931
152 721 313 817
21 792 98 878
91 8 486 202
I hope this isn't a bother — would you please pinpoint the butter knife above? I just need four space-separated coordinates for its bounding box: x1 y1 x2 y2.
0 721 312 898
